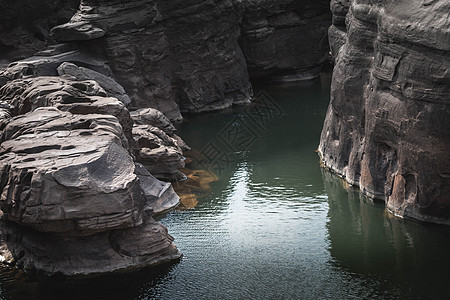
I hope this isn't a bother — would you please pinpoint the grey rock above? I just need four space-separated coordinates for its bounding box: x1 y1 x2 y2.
0 108 140 235
57 62 132 106
0 108 182 275
130 108 191 152
135 163 180 215
319 0 450 225
133 124 186 182
0 0 79 65
51 0 183 121
155 0 253 113
50 0 331 117
130 108 189 181
0 76 133 148
0 45 113 87
239 0 331 81
131 108 177 136
0 216 181 276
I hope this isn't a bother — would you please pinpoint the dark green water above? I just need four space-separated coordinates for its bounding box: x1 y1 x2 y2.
1 72 450 299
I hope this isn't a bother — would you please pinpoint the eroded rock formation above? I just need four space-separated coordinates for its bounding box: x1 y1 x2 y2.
48 0 330 118
319 0 450 225
0 0 79 65
0 108 182 275
0 0 332 275
0 61 188 274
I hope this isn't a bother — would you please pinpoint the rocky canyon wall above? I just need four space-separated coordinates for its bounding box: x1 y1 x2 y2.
47 0 331 118
0 0 331 275
239 0 331 80
319 0 450 225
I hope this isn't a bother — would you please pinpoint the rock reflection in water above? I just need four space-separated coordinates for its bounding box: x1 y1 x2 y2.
323 168 450 299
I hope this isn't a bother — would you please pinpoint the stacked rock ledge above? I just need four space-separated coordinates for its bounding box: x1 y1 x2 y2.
318 0 450 225
0 59 187 274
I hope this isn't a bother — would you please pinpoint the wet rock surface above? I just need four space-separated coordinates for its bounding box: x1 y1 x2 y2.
319 0 450 225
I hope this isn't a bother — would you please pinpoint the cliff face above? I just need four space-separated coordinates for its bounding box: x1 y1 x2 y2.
239 0 331 80
49 0 330 118
319 0 450 224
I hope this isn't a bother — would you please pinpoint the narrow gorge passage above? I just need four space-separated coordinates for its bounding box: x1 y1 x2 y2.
1 73 449 299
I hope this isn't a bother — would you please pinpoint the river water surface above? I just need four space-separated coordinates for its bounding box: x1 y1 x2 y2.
1 72 450 300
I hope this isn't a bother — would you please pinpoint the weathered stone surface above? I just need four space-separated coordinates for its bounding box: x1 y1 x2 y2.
0 107 182 274
0 44 113 87
319 0 450 225
49 0 331 117
50 0 183 121
239 0 331 81
130 108 190 181
135 163 180 215
0 76 133 147
133 125 186 182
57 62 132 106
0 0 79 65
131 108 177 136
156 0 253 113
0 216 181 276
131 108 190 151
0 108 141 234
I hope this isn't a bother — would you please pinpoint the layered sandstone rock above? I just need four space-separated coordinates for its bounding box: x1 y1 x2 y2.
132 124 186 181
49 0 331 118
0 108 181 275
0 108 140 235
0 0 333 276
156 0 253 113
0 0 79 65
319 0 450 224
0 75 133 147
328 0 349 61
239 0 331 80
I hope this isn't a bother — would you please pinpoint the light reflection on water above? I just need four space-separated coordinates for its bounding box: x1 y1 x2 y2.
1 72 450 299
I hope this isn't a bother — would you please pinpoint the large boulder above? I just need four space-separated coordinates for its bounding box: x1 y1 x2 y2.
50 0 332 117
0 107 182 275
